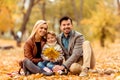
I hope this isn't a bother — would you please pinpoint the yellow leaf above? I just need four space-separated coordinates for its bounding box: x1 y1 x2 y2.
43 47 60 60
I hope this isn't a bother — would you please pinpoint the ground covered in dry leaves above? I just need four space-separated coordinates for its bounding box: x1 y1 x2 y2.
0 39 120 80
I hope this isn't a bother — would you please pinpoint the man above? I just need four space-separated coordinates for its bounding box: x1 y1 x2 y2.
53 16 95 76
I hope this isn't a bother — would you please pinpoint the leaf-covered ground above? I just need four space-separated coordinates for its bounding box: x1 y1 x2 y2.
0 39 120 80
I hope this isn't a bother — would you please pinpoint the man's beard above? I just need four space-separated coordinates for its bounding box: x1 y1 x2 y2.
64 28 71 33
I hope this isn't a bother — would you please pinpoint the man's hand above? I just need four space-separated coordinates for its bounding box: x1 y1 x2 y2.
52 65 65 72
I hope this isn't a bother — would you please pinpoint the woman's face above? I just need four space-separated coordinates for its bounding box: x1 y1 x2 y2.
36 23 48 37
47 34 56 44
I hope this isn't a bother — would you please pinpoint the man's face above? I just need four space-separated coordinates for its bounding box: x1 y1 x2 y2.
60 19 73 35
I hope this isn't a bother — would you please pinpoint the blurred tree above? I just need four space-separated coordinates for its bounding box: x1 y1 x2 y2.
0 0 19 41
0 0 22 46
40 0 46 20
81 0 120 47
19 0 41 42
70 0 79 25
116 0 120 38
1 0 119 46
20 0 34 38
0 7 14 32
0 0 41 46
79 0 84 21
117 0 120 15
0 0 17 33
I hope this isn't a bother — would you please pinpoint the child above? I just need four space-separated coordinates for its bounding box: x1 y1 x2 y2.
37 31 65 75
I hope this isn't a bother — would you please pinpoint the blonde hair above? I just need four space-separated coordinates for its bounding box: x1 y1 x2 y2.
47 31 56 38
28 20 47 40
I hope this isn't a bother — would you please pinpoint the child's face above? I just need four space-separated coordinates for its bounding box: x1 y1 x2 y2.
47 34 56 44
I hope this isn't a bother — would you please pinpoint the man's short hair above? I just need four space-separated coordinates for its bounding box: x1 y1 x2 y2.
59 16 72 25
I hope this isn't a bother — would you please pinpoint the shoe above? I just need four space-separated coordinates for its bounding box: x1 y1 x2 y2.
43 67 52 73
43 72 55 76
26 71 31 75
60 69 68 75
79 67 89 77
60 71 67 75
40 69 55 76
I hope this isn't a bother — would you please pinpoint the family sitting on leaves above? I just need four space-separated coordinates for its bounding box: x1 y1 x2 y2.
19 16 95 77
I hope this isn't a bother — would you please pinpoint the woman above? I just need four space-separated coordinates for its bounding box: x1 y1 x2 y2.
21 20 54 76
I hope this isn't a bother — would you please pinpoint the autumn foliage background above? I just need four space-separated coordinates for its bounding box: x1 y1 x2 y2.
0 0 120 80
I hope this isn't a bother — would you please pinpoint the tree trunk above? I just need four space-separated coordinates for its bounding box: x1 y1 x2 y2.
79 0 83 21
116 0 120 39
51 16 56 31
41 1 46 20
100 27 106 47
117 0 120 15
10 30 21 47
70 0 79 25
20 0 34 40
